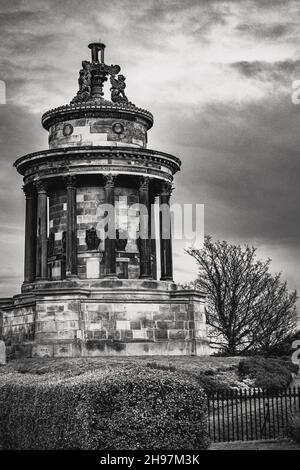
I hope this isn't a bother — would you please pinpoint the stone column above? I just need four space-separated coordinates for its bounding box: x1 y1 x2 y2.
65 175 78 278
150 191 157 280
104 174 117 277
138 177 152 278
35 180 48 280
159 182 173 281
23 184 37 283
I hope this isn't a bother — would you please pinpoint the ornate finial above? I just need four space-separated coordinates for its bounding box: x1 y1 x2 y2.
88 42 106 63
71 42 130 105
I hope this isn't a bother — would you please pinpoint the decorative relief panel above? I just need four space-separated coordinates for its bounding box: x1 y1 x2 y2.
62 123 74 136
48 117 147 149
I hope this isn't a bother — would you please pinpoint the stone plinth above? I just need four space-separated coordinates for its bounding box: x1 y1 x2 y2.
1 281 210 358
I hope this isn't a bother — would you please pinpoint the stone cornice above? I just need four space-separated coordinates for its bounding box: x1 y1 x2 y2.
14 146 181 176
0 297 14 307
41 102 154 131
25 167 174 187
20 278 179 295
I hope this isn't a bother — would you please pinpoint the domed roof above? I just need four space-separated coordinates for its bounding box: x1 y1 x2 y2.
42 42 153 131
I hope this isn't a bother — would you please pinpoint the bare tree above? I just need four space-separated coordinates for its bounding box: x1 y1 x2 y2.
249 274 297 354
186 236 297 355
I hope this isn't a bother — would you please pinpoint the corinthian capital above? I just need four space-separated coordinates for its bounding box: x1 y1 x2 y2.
64 175 77 189
22 184 35 199
160 181 173 198
35 180 48 194
139 176 150 192
104 173 115 188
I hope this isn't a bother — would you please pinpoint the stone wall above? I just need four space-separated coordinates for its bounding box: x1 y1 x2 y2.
48 185 143 279
34 299 80 353
82 301 194 352
76 185 105 278
48 117 148 149
32 298 200 357
2 304 35 358
1 287 210 357
48 188 67 280
30 289 208 357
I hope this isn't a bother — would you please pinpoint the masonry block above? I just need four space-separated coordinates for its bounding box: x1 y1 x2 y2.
1 285 209 357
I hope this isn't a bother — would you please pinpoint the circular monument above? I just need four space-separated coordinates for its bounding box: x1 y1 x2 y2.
0 43 210 357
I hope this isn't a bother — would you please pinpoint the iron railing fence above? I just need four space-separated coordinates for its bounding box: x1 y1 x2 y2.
207 387 300 442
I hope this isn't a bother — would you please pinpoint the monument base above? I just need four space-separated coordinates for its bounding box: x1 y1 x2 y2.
0 280 211 358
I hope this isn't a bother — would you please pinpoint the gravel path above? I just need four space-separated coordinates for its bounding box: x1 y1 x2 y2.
210 439 300 450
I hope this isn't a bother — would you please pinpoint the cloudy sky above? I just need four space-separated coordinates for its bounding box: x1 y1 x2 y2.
0 0 299 317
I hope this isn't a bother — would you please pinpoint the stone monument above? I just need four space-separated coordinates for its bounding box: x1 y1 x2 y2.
0 43 210 358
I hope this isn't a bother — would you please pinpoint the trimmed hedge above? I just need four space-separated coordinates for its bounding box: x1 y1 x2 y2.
238 357 298 390
0 366 209 450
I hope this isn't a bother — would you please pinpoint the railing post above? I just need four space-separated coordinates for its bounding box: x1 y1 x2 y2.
207 394 211 440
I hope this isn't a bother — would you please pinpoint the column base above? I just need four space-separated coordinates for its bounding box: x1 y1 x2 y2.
104 273 119 279
66 273 79 280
